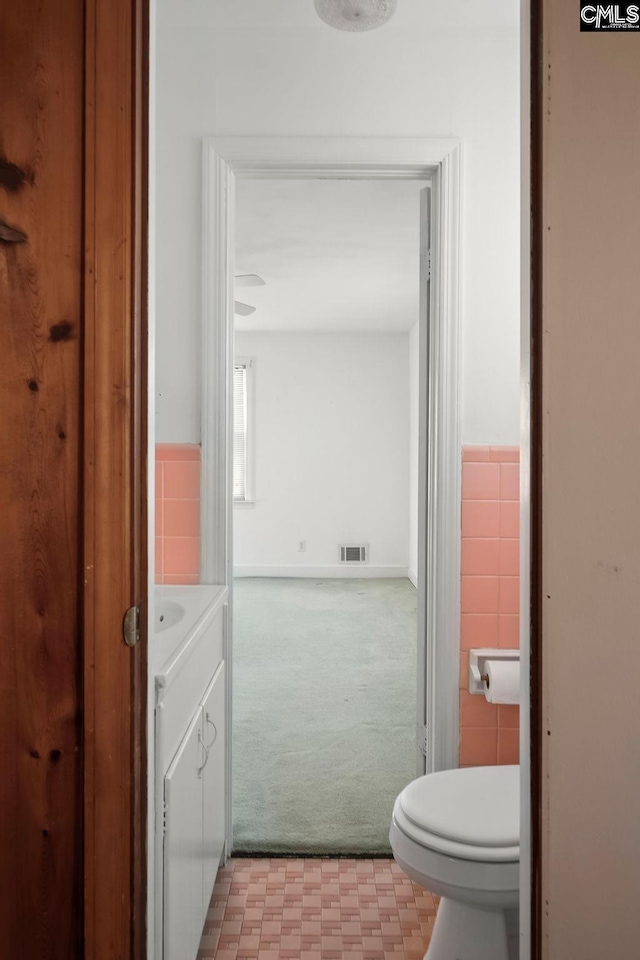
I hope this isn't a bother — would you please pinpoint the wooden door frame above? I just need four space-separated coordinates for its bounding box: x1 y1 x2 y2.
519 0 543 956
83 0 149 958
528 0 543 957
81 5 542 959
1 3 86 955
0 1 148 956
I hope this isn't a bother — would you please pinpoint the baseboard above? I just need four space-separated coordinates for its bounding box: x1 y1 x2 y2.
234 565 409 579
407 568 418 588
232 848 392 858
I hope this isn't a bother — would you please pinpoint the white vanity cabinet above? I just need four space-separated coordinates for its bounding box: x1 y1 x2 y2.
155 586 229 960
200 664 226 911
163 708 206 960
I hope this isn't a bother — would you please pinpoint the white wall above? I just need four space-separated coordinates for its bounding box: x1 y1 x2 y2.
408 321 419 584
155 0 217 442
233 332 409 574
540 4 640 955
155 0 520 446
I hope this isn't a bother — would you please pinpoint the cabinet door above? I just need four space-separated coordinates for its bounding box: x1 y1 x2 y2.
163 707 205 960
201 660 226 913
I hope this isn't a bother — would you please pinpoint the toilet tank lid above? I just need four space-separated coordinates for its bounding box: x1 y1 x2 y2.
399 765 520 848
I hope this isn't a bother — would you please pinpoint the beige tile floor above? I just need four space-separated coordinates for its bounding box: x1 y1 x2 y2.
198 857 437 960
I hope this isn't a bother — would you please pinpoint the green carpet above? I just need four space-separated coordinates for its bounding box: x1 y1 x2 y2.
232 577 417 855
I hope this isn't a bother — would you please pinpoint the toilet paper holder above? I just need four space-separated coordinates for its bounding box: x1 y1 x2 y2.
469 648 520 695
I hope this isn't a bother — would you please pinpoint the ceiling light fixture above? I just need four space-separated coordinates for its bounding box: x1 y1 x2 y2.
314 0 398 32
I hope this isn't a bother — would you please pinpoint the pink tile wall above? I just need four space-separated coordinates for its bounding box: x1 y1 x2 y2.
155 444 201 584
459 445 520 767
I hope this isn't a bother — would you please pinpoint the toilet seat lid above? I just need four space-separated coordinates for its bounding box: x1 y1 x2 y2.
398 765 519 848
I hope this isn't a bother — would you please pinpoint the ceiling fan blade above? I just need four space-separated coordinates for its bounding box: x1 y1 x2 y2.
235 300 256 316
235 274 266 288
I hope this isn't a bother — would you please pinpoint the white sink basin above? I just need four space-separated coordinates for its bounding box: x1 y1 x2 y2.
154 585 228 685
156 599 185 634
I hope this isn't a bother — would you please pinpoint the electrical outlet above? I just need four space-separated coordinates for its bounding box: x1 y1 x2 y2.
298 540 306 552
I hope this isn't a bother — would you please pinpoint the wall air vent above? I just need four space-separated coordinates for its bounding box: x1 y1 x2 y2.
339 544 368 564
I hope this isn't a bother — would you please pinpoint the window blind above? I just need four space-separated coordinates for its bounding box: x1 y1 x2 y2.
233 363 248 500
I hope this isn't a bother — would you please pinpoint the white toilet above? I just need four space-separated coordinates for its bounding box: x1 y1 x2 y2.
389 764 519 960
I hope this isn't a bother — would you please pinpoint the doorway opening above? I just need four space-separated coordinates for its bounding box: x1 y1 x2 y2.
200 137 463 859
231 177 426 853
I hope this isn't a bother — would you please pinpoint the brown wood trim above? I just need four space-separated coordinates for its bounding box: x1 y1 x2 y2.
529 0 544 955
83 0 148 958
0 3 84 955
132 0 150 954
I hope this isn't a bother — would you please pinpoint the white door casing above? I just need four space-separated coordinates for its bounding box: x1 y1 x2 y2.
415 184 431 775
200 137 463 855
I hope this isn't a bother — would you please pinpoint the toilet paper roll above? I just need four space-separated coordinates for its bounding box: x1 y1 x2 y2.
484 660 520 704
